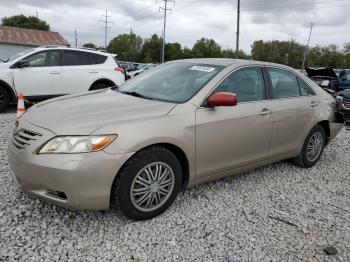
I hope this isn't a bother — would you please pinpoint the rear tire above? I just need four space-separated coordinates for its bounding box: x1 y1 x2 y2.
0 87 10 112
111 146 182 220
292 125 326 168
90 82 113 91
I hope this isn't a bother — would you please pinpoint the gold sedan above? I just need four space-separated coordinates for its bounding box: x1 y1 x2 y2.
8 59 343 220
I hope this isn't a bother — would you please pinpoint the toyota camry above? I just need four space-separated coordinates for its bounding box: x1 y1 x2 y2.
8 59 343 220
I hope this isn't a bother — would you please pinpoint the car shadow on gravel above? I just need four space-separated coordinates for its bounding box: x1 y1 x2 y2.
1 105 17 114
10 157 321 222
9 159 290 227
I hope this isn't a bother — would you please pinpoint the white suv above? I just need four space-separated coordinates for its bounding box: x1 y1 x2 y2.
0 46 126 112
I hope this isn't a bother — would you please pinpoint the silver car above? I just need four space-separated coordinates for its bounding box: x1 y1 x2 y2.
8 59 343 220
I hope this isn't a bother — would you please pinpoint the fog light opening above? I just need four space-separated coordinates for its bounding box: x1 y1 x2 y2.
45 189 67 200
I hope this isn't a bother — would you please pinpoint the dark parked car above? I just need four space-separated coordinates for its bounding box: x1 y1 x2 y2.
337 89 350 130
306 67 350 93
305 67 338 91
306 67 350 129
335 69 350 92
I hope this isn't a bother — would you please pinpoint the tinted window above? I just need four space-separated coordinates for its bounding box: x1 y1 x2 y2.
299 79 314 96
91 53 107 64
25 50 59 67
215 67 265 103
63 50 90 66
346 71 350 79
268 68 300 98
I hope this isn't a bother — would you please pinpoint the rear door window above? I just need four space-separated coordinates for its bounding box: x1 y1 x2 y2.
90 53 107 64
215 67 266 103
267 68 301 99
298 79 315 96
63 50 90 66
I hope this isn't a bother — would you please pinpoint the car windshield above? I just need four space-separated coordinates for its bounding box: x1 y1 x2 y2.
7 48 36 62
119 62 224 103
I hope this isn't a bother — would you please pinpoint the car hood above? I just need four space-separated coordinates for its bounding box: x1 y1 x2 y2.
306 67 338 79
22 89 177 135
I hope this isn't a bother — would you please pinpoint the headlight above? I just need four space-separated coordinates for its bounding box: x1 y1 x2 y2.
38 135 117 154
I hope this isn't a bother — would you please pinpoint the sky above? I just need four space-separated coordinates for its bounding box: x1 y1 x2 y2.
1 0 350 53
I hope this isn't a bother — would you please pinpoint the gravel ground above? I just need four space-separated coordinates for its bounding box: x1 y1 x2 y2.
1 108 350 262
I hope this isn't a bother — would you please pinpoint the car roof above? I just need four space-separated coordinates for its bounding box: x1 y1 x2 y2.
174 58 293 69
33 46 111 56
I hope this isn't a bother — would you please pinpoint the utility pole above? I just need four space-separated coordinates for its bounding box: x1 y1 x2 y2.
160 30 164 62
301 22 314 71
100 10 112 50
74 29 78 48
160 0 175 63
235 0 240 59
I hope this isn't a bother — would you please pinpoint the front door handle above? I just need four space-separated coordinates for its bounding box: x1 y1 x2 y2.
49 71 61 75
259 108 272 117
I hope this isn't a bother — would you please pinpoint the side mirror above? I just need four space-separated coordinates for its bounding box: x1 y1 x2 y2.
17 60 29 68
207 92 238 107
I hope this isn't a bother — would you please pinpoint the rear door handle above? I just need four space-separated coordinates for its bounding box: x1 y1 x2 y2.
49 71 61 75
89 71 98 74
259 108 272 117
310 101 319 108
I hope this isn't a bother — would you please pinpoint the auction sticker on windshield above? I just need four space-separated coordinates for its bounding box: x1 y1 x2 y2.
189 66 216 73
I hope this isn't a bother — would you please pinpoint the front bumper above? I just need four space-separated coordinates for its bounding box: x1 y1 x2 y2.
7 120 133 210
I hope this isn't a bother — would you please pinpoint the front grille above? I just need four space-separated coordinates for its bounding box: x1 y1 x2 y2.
343 97 350 109
12 129 42 150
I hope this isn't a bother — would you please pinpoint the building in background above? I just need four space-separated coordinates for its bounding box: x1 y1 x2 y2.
0 26 69 60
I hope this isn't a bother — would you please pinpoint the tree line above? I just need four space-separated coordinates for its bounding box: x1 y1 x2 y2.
2 15 350 68
98 31 350 69
100 31 250 64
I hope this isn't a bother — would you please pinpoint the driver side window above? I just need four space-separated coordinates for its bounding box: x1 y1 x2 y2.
25 50 60 67
214 67 265 103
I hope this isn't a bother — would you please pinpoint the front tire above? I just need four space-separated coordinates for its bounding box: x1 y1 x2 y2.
112 146 182 220
0 87 10 112
292 125 326 168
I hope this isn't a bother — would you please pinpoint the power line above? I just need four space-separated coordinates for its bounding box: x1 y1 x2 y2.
174 2 350 15
125 0 158 18
243 0 350 12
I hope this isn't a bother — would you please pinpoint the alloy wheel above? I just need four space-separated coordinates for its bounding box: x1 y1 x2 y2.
130 162 175 212
306 131 324 162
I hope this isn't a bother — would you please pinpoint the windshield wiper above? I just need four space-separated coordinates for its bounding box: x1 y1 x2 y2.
120 91 154 100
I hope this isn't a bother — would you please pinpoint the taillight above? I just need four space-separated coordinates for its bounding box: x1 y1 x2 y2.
115 67 125 73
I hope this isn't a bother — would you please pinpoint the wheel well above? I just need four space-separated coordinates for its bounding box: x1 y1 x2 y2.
89 79 116 91
156 143 190 190
317 120 330 145
0 80 16 102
